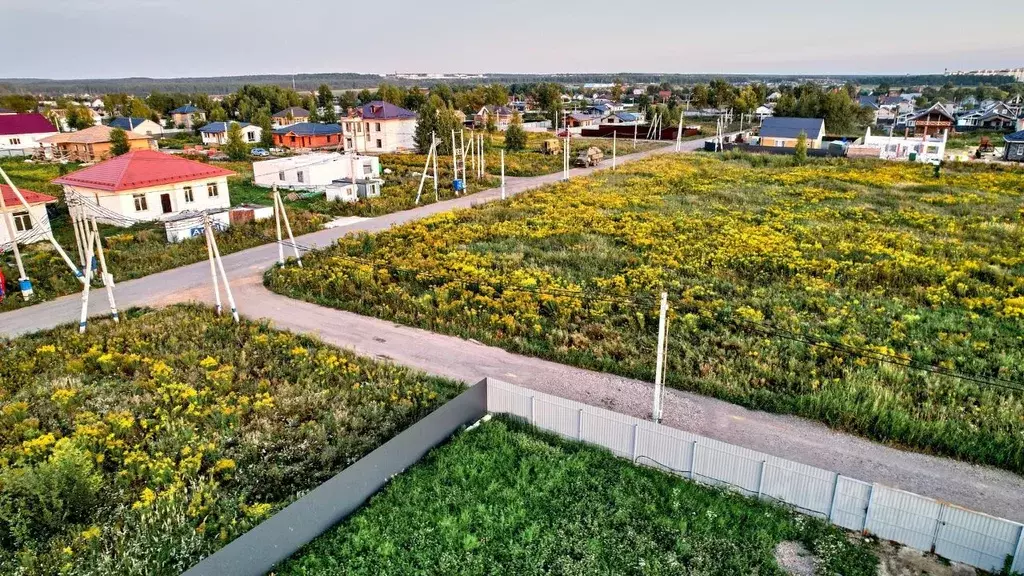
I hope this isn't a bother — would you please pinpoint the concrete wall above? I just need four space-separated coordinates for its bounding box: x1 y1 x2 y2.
252 154 380 189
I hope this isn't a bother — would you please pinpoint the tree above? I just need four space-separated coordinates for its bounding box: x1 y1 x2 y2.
209 104 228 122
252 108 274 149
66 105 94 131
636 93 652 113
504 113 527 151
774 93 798 117
434 107 461 156
611 80 624 102
321 102 338 124
223 122 249 160
338 91 357 111
794 131 808 165
109 128 131 156
414 98 439 154
485 112 497 135
317 84 334 110
733 86 759 115
690 85 709 108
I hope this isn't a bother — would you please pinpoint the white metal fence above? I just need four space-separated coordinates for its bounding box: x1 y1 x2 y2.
485 378 1024 573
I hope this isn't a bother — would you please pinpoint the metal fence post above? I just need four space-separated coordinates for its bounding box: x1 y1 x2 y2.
930 504 947 553
827 474 841 523
631 423 639 461
756 460 766 498
577 409 584 440
530 396 536 426
689 441 698 480
863 483 877 534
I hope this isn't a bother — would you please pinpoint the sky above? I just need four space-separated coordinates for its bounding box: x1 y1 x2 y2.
2 0 1023 79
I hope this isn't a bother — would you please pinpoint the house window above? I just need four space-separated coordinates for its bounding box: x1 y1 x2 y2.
247 131 256 142
12 211 31 232
375 122 381 132
364 122 370 133
207 182 219 198
133 194 148 211
279 171 285 181
9 138 21 145
184 186 194 203
1016 144 1024 156
376 139 382 149
297 171 304 183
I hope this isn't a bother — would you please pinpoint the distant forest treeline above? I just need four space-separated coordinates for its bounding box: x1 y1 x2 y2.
0 72 1015 96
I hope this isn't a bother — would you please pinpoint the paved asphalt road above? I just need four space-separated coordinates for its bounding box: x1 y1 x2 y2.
4 138 1023 522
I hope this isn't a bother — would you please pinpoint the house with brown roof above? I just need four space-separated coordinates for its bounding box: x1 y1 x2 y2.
473 105 515 130
272 107 310 128
39 125 156 162
52 150 234 226
911 103 955 137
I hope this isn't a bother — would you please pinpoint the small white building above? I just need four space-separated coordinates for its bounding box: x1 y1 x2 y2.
861 127 947 162
253 152 380 191
0 185 57 248
341 101 417 153
199 121 262 146
754 105 774 120
53 150 234 227
0 113 58 156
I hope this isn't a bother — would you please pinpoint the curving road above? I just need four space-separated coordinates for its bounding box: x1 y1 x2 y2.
4 138 1023 523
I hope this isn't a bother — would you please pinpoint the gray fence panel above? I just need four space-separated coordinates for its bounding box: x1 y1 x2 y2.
534 397 581 440
760 460 834 518
486 383 532 421
635 427 693 475
866 486 942 551
582 410 634 458
934 507 1023 572
693 441 763 495
183 382 488 576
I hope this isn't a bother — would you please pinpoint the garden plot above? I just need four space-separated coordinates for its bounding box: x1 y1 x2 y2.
0 305 462 575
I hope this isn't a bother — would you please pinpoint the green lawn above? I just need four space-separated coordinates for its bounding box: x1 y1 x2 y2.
278 418 878 575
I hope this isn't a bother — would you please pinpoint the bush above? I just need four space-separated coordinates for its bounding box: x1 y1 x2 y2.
504 114 527 151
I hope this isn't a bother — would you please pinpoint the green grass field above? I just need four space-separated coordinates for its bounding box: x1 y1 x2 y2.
278 418 878 575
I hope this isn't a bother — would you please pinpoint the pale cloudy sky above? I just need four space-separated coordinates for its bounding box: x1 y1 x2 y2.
2 0 1022 79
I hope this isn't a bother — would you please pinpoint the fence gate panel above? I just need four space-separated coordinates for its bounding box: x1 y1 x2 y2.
831 477 871 532
934 507 1022 573
866 486 942 551
580 411 634 458
634 427 691 476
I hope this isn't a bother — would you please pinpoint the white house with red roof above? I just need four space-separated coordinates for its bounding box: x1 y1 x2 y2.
0 113 59 156
0 184 57 247
341 101 417 153
52 150 235 227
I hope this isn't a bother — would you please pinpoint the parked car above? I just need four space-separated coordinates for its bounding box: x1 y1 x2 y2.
251 147 270 157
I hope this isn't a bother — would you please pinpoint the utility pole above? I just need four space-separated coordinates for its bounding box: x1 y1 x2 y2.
273 188 302 267
415 134 438 205
500 149 506 200
431 132 439 202
633 121 638 150
652 292 668 423
77 224 96 333
89 217 118 323
675 109 684 152
204 215 239 323
612 130 617 170
459 130 467 184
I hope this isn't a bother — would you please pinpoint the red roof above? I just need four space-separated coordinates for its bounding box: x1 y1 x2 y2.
52 150 235 192
1 184 57 207
0 113 58 136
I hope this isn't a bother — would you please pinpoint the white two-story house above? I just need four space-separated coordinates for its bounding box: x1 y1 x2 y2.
341 101 417 153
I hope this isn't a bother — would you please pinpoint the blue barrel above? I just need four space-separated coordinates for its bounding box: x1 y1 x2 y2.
452 179 465 192
19 279 33 295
